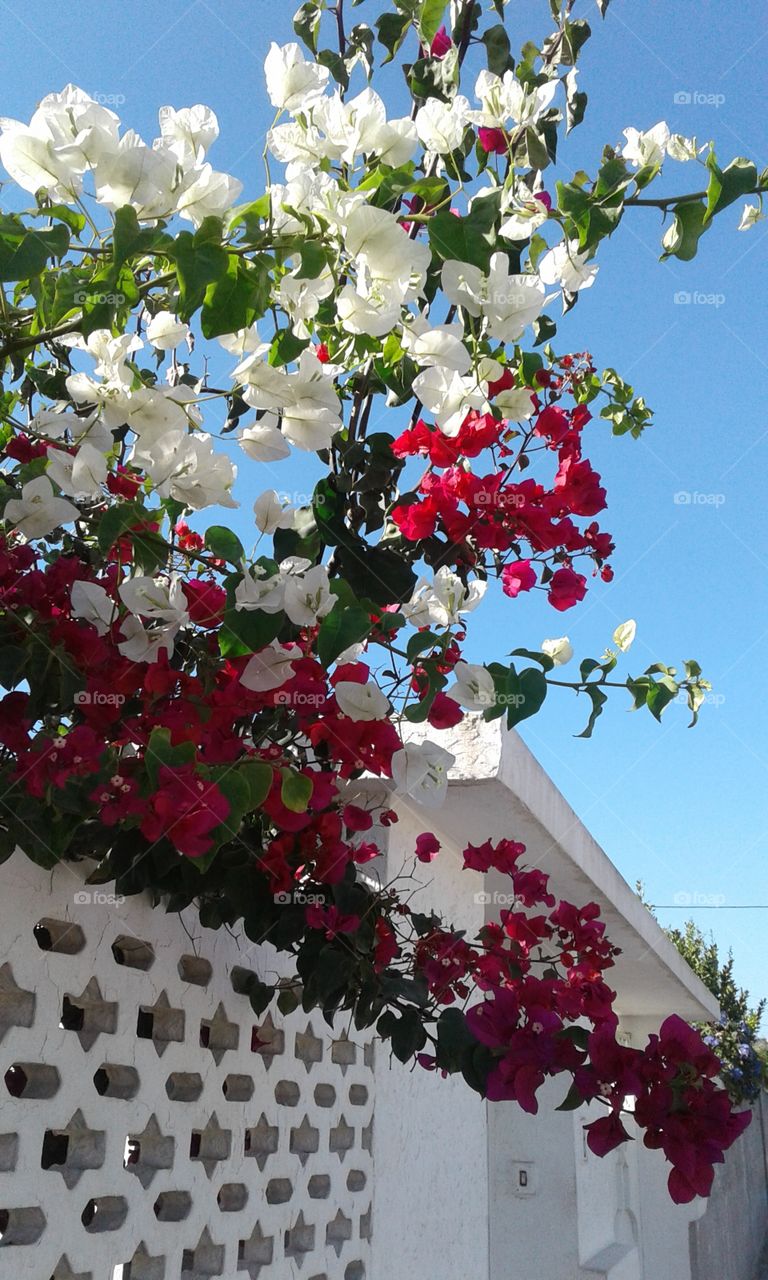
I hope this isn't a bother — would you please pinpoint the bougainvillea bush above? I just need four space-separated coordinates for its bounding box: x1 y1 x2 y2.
0 0 763 1204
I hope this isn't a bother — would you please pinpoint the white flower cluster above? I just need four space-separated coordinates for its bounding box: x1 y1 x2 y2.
0 86 241 226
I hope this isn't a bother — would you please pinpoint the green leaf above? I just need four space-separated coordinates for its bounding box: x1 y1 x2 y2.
377 1007 427 1063
375 11 411 62
172 221 228 319
510 647 554 673
240 760 274 809
337 542 416 606
96 501 146 554
646 679 678 722
660 200 707 262
705 156 758 222
112 204 170 268
317 48 350 89
556 1081 585 1111
428 198 499 270
533 314 557 346
130 528 168 576
418 0 447 44
294 0 322 53
505 667 547 728
0 221 69 282
482 24 513 75
565 76 587 134
276 985 300 1016
317 602 372 667
576 684 607 738
560 18 591 66
201 255 263 339
145 727 196 788
280 768 313 813
435 1007 477 1073
29 202 86 234
269 329 309 366
0 644 26 689
204 525 245 564
249 980 275 1016
218 605 283 658
296 239 329 280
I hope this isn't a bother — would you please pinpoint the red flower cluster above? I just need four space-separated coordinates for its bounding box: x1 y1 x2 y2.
409 835 750 1203
391 357 614 609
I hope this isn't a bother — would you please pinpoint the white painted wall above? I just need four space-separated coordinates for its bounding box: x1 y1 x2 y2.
0 852 374 1279
370 799 490 1280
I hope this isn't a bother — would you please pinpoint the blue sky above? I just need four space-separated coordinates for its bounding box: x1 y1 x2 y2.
2 0 767 1018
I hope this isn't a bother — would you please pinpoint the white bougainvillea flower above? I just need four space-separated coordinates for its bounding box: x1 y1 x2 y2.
448 661 497 710
136 432 238 509
314 88 414 167
119 574 189 625
235 355 291 410
0 84 118 199
374 116 419 167
60 328 141 382
253 489 297 535
391 741 456 809
238 350 342 452
240 640 302 692
403 567 487 628
121 386 191 440
46 443 107 501
217 325 270 358
0 121 82 200
174 163 243 226
234 564 285 614
66 371 134 431
412 366 488 436
70 580 115 635
499 181 551 240
277 267 335 339
157 103 219 163
483 254 546 341
31 407 110 452
666 133 700 162
613 619 637 652
441 260 485 316
414 94 470 155
621 121 670 169
92 130 178 219
281 350 344 450
267 120 326 176
344 204 431 297
442 255 545 341
337 281 404 338
539 241 598 294
29 84 120 168
494 385 537 421
3 475 79 539
468 70 557 129
264 42 330 114
238 414 291 463
283 564 336 627
402 320 472 375
146 310 190 350
118 616 179 663
335 679 390 721
430 566 486 624
541 636 573 667
738 202 764 231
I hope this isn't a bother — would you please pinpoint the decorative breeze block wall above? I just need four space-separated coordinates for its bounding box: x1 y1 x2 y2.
0 853 373 1279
